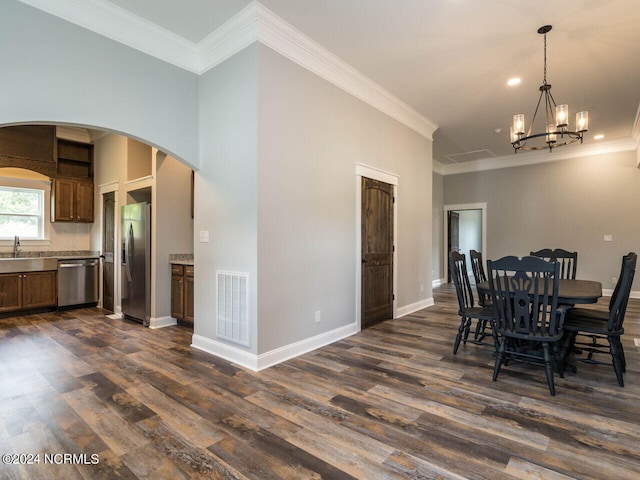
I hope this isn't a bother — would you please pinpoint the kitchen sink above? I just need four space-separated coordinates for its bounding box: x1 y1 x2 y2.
0 257 58 274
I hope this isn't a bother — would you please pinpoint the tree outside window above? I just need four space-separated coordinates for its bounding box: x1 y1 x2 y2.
0 186 44 239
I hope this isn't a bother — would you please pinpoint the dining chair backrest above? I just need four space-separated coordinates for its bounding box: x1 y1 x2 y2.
449 251 475 314
488 255 562 339
607 252 637 332
470 249 491 306
530 248 578 280
469 250 487 284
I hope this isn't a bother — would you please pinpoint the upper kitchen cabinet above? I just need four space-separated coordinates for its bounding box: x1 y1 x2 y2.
52 137 95 223
0 125 57 177
51 177 94 222
57 139 94 178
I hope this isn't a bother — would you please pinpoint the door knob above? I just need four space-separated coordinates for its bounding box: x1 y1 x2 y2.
362 258 368 263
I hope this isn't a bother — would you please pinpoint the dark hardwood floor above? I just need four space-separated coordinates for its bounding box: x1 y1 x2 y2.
1 284 639 479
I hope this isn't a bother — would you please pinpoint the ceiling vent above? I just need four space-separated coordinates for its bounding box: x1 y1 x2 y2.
445 149 496 164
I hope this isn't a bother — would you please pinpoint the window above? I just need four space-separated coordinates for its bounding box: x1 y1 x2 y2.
0 186 45 239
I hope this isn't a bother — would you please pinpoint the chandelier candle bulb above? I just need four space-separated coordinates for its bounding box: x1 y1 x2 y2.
513 114 525 135
555 104 568 128
576 111 589 132
546 124 557 143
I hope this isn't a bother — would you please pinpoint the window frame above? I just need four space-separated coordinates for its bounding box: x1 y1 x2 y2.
0 176 51 242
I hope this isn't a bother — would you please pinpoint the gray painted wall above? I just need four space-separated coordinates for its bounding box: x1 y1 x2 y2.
443 150 640 290
257 45 433 353
0 0 199 165
196 45 259 352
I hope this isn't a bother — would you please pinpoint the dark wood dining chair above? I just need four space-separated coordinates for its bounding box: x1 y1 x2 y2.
449 251 497 354
561 252 637 386
470 250 490 305
530 248 578 280
487 256 568 396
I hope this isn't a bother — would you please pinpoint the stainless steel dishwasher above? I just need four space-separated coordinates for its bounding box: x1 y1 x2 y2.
57 258 99 307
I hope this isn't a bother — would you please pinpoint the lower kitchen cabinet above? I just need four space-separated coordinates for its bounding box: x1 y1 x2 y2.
171 264 194 327
0 271 57 313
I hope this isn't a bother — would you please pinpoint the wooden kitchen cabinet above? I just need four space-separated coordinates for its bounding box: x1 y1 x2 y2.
0 125 57 177
0 273 22 312
0 271 57 313
51 177 94 222
185 266 194 323
22 271 57 309
171 265 185 319
171 264 194 327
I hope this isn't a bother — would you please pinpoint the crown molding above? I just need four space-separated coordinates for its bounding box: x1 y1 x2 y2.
17 0 437 140
196 2 259 74
254 3 437 139
438 137 638 176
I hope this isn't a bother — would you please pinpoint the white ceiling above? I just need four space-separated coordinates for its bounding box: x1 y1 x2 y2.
21 0 640 166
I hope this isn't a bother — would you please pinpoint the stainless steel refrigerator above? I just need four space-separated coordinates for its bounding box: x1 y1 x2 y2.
121 202 151 326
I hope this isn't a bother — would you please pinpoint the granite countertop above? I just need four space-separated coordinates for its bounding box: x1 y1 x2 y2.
0 250 99 260
169 253 194 266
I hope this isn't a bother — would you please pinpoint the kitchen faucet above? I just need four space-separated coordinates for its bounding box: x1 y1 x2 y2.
13 235 20 258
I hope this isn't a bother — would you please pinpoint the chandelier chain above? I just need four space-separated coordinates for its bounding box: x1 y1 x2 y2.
543 32 547 85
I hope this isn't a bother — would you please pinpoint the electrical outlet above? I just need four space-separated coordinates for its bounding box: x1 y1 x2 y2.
420 283 424 292
314 310 321 323
612 277 617 285
604 234 613 242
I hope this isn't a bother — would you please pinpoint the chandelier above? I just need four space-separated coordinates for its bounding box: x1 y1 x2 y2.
510 25 588 153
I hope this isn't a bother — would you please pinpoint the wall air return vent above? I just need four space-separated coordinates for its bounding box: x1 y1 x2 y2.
216 271 249 346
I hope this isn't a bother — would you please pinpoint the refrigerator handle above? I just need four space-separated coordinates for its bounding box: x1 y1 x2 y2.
125 224 133 282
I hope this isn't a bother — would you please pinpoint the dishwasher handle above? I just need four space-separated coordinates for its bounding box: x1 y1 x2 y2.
59 261 99 268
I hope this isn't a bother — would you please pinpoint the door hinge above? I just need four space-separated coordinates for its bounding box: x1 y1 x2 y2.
393 197 396 203
393 294 395 301
393 245 395 252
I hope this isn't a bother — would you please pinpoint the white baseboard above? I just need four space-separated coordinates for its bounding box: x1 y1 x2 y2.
397 298 435 318
106 313 122 320
149 316 177 329
432 278 445 288
602 289 640 299
191 322 358 372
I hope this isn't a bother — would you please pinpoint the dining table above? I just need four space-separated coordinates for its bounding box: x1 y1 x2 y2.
476 277 603 374
476 278 602 305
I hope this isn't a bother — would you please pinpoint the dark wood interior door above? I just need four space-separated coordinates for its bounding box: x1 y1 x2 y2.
447 211 460 282
102 191 115 312
361 177 394 329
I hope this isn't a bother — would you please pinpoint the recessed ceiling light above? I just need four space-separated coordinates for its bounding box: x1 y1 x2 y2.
594 134 604 140
507 77 521 86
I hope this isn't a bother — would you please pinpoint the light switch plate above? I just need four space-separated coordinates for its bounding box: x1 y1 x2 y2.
604 234 613 242
199 230 209 243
